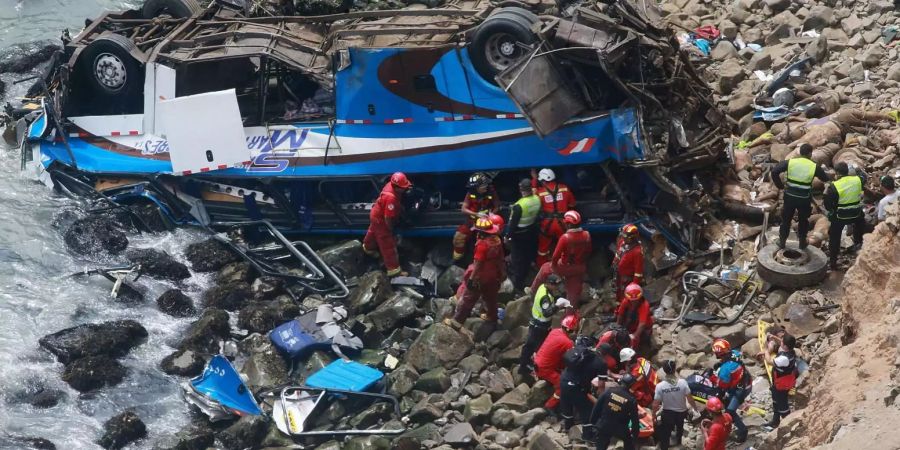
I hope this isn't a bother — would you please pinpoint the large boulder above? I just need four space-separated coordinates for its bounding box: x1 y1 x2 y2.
185 239 238 272
675 326 712 354
156 290 196 317
443 422 478 447
216 262 256 284
493 383 529 413
151 424 214 450
436 265 465 297
217 416 268 450
64 215 129 255
39 320 147 364
0 40 60 73
348 271 393 314
126 248 190 281
97 411 147 450
405 323 473 371
237 298 299 334
202 282 251 311
250 276 286 300
0 435 56 450
4 378 65 409
318 240 366 279
239 341 290 391
178 308 231 354
413 367 450 393
464 394 493 425
62 356 126 392
712 323 749 348
803 5 834 30
367 292 418 332
160 349 205 377
387 365 419 397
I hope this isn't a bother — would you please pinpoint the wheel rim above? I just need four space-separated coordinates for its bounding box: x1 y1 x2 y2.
484 33 525 72
773 248 811 267
94 53 127 91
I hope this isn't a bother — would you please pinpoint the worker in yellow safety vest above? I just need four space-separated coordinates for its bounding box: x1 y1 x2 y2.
823 162 865 269
771 143 830 249
518 274 571 376
506 179 541 291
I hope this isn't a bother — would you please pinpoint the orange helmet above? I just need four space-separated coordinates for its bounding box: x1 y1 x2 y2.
706 396 724 413
489 213 505 230
564 210 581 226
561 313 579 331
472 217 500 234
390 172 412 189
624 283 643 301
712 338 731 357
621 223 638 238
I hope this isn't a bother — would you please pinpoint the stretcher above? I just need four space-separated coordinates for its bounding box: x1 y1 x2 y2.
636 405 654 438
758 319 808 396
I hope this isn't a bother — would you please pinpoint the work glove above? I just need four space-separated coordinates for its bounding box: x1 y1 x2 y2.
555 298 571 309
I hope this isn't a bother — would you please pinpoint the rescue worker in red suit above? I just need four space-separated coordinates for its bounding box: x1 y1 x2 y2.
618 347 658 407
701 396 733 450
529 210 592 308
532 168 576 266
363 172 411 277
615 283 654 349
708 339 750 442
445 216 506 327
533 314 578 409
613 224 643 302
453 172 500 262
595 327 632 372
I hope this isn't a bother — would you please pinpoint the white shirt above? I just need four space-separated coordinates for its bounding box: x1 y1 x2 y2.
654 377 691 412
877 191 900 220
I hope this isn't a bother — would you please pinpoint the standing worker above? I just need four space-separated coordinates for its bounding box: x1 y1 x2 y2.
876 175 898 221
771 143 830 249
506 179 541 291
559 337 608 435
453 172 500 263
824 162 866 269
764 334 799 430
701 396 733 450
518 274 571 376
615 283 654 350
532 168 576 266
529 210 592 308
446 216 506 327
533 314 578 409
709 339 751 443
363 172 412 277
612 224 643 302
588 374 640 450
652 360 698 450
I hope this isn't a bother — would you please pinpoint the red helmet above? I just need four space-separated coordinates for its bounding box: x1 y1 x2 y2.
564 210 581 226
621 223 638 238
624 283 643 301
390 172 412 189
712 338 731 357
561 313 579 331
489 213 505 230
706 396 724 413
472 217 500 235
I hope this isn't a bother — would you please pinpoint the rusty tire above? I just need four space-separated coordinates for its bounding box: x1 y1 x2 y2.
757 243 827 289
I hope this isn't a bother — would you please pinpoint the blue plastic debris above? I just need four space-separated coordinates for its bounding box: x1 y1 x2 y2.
188 355 263 417
305 359 384 392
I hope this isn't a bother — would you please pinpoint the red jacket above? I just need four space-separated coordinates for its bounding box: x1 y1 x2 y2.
614 240 643 284
472 235 506 283
552 228 592 267
462 187 500 224
616 297 653 333
596 330 624 372
534 328 573 372
704 413 733 450
627 357 657 407
370 183 402 228
533 180 576 217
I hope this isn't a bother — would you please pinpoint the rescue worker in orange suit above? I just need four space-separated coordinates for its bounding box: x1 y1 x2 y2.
709 339 751 442
765 333 799 430
533 314 578 409
701 396 733 450
613 223 643 302
615 283 654 350
453 172 500 263
529 210 592 308
363 172 411 277
532 168 576 266
595 327 632 373
618 347 657 408
445 216 506 327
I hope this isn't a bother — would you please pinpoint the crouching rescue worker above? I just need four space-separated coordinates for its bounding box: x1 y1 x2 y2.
530 210 592 308
506 179 540 291
595 327 632 373
701 396 733 450
588 374 640 450
559 336 608 436
446 216 506 327
771 143 830 249
709 339 750 442
765 333 799 430
615 283 653 349
363 172 411 277
518 274 570 376
453 172 499 262
612 224 643 302
532 168 576 266
534 314 577 409
618 347 657 408
824 162 865 269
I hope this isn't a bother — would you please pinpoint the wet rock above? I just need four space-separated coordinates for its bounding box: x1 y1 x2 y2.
388 364 419 397
415 367 451 393
0 40 60 73
250 276 286 300
436 265 465 297
368 292 418 332
349 402 394 428
216 262 255 284
39 320 147 364
443 422 478 446
393 423 442 450
803 5 834 30
178 308 231 354
5 378 65 409
217 416 268 450
258 422 294 449
348 271 393 314
409 394 445 423
493 383 529 412
405 323 473 371
126 248 190 281
318 239 366 279
240 341 289 391
202 281 251 311
64 215 129 255
237 298 299 334
152 424 215 450
0 435 56 450
464 394 493 425
675 326 712 354
156 290 196 317
160 348 205 377
62 356 126 392
97 411 147 450
185 239 238 273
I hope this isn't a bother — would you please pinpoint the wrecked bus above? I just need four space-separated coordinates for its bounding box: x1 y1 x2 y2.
15 0 727 252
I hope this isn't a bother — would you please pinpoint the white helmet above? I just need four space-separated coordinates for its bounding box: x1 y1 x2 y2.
538 168 556 182
619 347 636 362
774 355 791 368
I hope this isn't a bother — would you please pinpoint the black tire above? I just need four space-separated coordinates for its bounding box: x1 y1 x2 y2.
142 0 202 19
78 34 143 111
757 243 828 289
469 10 538 83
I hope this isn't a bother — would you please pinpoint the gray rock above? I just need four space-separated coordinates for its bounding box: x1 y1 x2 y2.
368 292 418 332
64 215 129 255
526 432 564 450
350 402 394 428
150 424 214 450
491 408 515 428
185 239 238 272
513 408 548 428
481 367 515 400
856 44 885 68
292 351 333 383
250 276 286 300
318 240 366 279
841 14 863 36
764 23 794 46
806 35 828 62
803 5 834 30
718 60 746 93
712 323 749 348
727 92 755 119
848 62 866 82
410 394 445 423
526 380 554 410
494 430 522 448
39 320 148 364
237 298 299 334
493 383 529 413
443 422 478 446
258 422 294 449
0 436 55 450
156 290 196 317
126 248 190 281
62 356 126 392
719 20 739 40
160 349 205 377
676 326 712 354
97 411 146 450
458 354 488 373
747 51 773 72
218 417 268 450
348 271 393 314
202 281 251 311
887 62 900 81
852 82 874 98
178 308 230 354
405 323 473 371
240 342 289 391
464 394 493 425
387 364 419 397
5 379 65 409
216 262 255 284
500 295 530 331
0 40 60 73
711 40 740 61
415 367 451 393
393 424 442 450
342 436 391 450
868 0 895 14
763 0 790 12
436 265 465 297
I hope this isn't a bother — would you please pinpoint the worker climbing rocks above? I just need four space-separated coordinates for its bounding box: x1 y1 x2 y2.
588 373 640 450
529 210 592 308
518 273 571 376
708 338 751 443
615 283 654 350
506 179 541 291
532 168 576 266
559 336 607 435
446 216 506 327
533 313 578 409
363 172 411 277
595 327 632 372
701 396 733 450
771 143 831 249
618 347 657 408
824 161 866 269
612 223 643 302
453 172 500 262
765 333 799 430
